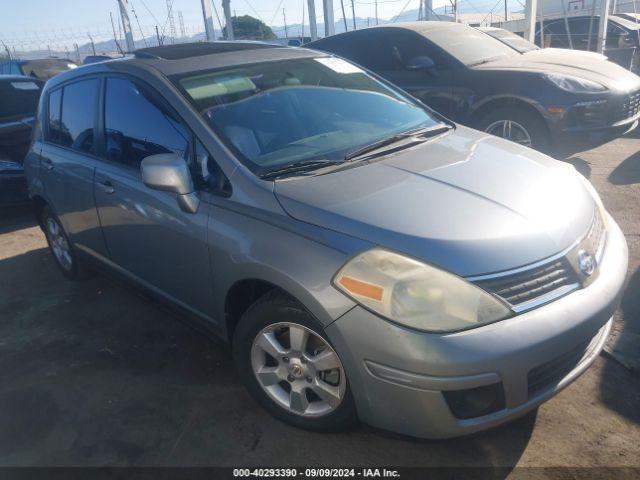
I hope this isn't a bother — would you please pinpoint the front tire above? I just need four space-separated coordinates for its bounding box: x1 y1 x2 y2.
477 107 550 152
232 291 358 432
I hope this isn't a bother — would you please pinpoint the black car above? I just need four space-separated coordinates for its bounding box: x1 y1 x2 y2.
0 75 45 157
82 55 114 65
534 15 640 73
0 58 78 80
0 158 28 206
307 22 640 152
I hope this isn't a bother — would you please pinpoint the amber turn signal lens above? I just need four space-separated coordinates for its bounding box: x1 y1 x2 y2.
338 275 384 301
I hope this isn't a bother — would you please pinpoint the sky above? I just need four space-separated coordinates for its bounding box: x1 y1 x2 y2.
0 0 459 51
0 0 524 51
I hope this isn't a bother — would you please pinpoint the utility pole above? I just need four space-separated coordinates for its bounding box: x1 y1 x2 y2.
116 0 135 52
340 0 348 31
504 0 508 21
597 0 611 53
178 10 186 39
351 0 356 30
301 0 306 39
155 25 162 45
110 12 125 54
425 0 432 20
323 0 335 35
307 0 318 40
74 43 81 63
524 0 537 43
375 0 378 24
87 33 96 55
200 0 216 42
454 0 459 22
223 0 234 39
166 0 177 43
283 9 288 38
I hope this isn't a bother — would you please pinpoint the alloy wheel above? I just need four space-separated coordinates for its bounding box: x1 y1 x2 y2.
484 119 533 147
250 322 346 417
46 217 73 271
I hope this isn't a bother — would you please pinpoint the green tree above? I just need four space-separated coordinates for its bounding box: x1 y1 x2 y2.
223 15 276 40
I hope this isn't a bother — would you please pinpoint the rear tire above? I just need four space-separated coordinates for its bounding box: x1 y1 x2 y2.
41 206 87 281
232 291 358 432
477 107 550 153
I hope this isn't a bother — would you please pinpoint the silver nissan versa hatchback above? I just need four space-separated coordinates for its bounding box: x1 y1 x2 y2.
24 42 628 439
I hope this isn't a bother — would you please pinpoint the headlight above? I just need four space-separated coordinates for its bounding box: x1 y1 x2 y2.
333 249 511 332
544 73 607 93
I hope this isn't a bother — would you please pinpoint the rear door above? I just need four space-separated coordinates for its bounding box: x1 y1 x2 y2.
39 77 108 257
93 76 213 316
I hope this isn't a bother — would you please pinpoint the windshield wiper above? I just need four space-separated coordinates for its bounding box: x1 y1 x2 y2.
344 124 452 162
260 160 340 180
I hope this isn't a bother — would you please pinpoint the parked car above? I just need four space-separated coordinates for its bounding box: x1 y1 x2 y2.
534 15 640 72
307 22 640 152
82 55 114 65
0 157 28 207
0 75 45 158
479 26 608 61
24 42 628 439
0 58 78 80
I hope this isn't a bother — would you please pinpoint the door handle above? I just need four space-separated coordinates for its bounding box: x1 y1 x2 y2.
99 180 115 195
42 158 54 171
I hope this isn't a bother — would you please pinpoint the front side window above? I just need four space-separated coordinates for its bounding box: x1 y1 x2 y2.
419 23 518 66
174 57 442 177
104 78 189 167
58 79 98 153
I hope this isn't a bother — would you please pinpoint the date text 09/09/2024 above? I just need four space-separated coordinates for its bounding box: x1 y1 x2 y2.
233 468 401 478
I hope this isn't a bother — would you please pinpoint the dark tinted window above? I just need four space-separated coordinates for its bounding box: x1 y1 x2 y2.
377 30 451 71
47 88 63 143
104 78 189 167
58 79 98 153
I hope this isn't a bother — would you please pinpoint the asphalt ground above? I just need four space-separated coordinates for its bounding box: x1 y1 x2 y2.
0 131 638 475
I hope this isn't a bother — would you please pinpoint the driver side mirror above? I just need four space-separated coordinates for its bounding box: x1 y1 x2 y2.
141 153 200 214
405 56 436 72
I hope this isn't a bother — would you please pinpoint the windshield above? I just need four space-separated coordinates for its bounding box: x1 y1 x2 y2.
175 56 442 176
423 23 519 65
20 59 77 80
484 29 539 53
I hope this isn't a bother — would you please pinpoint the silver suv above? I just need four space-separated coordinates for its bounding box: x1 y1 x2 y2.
24 42 628 439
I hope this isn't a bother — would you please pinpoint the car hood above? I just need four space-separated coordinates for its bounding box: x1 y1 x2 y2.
474 54 640 92
524 48 608 62
274 127 595 277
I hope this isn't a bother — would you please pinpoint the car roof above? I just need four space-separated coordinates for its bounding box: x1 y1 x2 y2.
46 41 324 86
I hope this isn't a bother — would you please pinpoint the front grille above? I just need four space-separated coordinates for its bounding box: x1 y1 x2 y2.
475 258 579 307
617 90 640 122
527 329 601 398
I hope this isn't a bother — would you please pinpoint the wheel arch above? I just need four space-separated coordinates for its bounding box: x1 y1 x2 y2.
469 96 549 130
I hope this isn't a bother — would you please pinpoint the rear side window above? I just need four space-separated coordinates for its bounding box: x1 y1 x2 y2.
104 78 189 167
47 89 63 143
58 79 98 153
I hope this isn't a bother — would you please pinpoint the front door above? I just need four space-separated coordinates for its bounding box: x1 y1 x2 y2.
39 77 108 257
373 30 458 118
93 76 213 316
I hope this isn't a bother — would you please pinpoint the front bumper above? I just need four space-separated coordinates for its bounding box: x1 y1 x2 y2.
548 90 640 149
326 215 628 439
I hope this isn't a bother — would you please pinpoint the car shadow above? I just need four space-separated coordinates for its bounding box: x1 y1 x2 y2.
608 150 640 186
560 156 592 179
0 206 36 235
600 266 640 425
0 247 535 470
